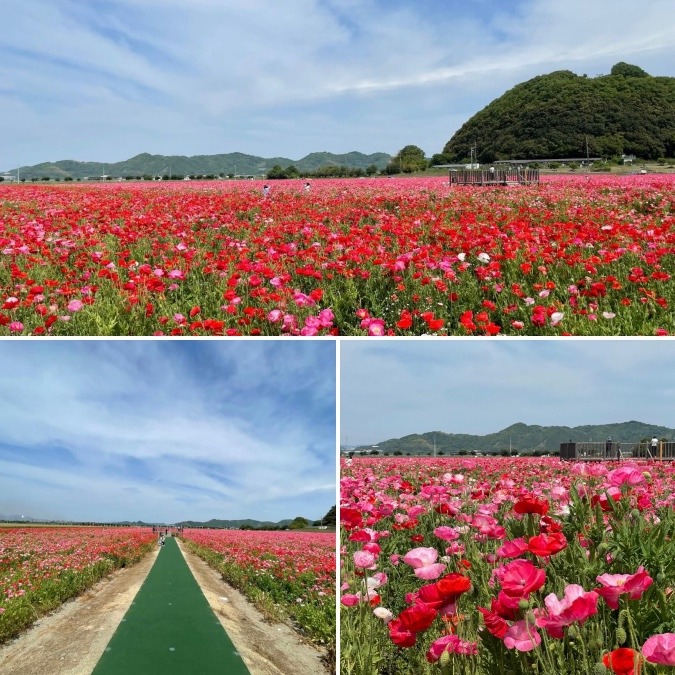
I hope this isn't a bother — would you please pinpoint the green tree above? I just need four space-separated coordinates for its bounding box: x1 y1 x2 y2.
266 165 288 179
610 62 649 78
388 145 427 173
289 516 310 530
319 506 336 527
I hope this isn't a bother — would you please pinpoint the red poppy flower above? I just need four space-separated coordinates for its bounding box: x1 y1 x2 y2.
602 648 641 675
528 531 567 557
398 604 437 633
514 495 549 515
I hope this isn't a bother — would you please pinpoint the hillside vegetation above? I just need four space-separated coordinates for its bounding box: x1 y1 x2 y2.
441 62 675 163
6 150 391 180
353 421 675 456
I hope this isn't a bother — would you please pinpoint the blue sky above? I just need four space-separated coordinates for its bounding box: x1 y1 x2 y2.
0 340 336 523
2 0 674 168
341 340 675 446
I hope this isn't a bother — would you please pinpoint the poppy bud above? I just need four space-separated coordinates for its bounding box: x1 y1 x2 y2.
615 627 627 645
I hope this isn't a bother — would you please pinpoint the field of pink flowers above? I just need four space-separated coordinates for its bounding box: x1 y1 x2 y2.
1 175 674 335
0 526 155 642
340 457 675 674
181 528 335 653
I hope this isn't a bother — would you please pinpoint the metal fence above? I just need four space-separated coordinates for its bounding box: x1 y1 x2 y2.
449 168 540 186
560 441 675 460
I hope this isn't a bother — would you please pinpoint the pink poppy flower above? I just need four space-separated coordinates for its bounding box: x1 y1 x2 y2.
340 594 360 607
496 537 529 559
9 321 24 332
642 633 675 666
426 634 478 662
402 547 446 580
318 308 334 327
67 299 84 312
353 550 377 569
367 319 386 336
494 559 546 598
536 584 599 638
503 620 541 652
293 291 315 307
596 566 653 609
607 465 646 487
434 526 460 542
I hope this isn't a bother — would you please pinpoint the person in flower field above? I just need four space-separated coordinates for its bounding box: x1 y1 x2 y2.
651 435 659 456
262 184 270 198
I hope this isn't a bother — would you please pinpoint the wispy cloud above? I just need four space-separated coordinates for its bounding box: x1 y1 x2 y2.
0 341 336 523
1 0 673 165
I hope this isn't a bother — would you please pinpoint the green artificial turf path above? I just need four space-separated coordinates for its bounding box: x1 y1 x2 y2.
92 536 250 675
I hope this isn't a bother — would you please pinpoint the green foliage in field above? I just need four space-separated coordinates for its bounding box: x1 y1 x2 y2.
0 543 154 644
341 487 675 675
442 64 675 162
183 541 335 657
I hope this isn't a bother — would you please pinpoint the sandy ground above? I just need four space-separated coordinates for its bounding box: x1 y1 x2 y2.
0 542 332 675
0 548 160 675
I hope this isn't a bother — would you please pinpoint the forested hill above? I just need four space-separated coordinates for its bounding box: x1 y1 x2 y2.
441 62 675 162
352 421 675 456
5 150 391 180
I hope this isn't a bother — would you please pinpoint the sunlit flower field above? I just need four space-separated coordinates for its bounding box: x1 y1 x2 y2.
340 457 675 674
181 528 336 654
1 175 673 335
0 526 155 642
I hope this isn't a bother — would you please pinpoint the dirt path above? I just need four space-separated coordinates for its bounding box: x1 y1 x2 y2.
177 540 332 675
0 542 332 675
0 548 160 675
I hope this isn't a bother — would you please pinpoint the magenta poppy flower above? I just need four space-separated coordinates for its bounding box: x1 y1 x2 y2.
503 620 541 652
642 633 675 665
67 299 84 312
596 566 653 609
402 547 446 580
536 584 599 638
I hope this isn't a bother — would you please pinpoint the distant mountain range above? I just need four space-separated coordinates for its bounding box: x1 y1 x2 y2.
348 421 675 455
3 151 392 180
0 516 296 527
174 518 292 529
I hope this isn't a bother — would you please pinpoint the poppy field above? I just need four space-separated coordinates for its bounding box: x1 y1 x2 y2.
340 457 675 674
0 526 156 643
181 528 336 655
1 175 674 336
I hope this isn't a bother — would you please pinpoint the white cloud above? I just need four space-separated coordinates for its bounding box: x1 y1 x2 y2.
0 341 335 522
2 0 673 164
